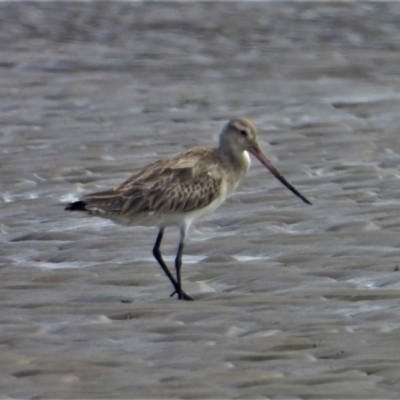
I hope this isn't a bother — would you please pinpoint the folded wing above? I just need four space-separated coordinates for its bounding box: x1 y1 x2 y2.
79 147 223 217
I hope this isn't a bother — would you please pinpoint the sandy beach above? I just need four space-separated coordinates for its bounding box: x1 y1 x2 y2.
2 2 400 398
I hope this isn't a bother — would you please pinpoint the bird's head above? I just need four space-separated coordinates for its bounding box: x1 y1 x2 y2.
219 117 312 205
220 117 259 153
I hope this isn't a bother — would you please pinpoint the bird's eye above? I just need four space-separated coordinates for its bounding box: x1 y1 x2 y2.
240 129 247 136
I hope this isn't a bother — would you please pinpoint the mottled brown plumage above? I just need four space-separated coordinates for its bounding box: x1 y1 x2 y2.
80 147 226 218
65 117 311 300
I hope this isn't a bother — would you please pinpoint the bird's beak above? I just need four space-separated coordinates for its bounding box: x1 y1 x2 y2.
248 146 312 205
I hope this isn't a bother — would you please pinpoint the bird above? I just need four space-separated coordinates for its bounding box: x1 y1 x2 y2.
65 117 312 301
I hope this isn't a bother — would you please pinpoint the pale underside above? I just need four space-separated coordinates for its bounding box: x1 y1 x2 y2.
80 147 251 230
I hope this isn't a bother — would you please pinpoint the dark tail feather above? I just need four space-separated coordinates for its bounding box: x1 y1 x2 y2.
65 200 87 211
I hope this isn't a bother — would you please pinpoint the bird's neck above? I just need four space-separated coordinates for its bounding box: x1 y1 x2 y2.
218 143 251 189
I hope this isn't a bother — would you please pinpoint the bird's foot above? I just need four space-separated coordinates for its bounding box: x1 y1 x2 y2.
170 290 194 301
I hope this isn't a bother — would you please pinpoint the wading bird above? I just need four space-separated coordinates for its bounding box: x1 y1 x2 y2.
65 118 311 300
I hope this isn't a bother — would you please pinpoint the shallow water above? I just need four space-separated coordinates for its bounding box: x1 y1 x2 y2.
2 2 400 399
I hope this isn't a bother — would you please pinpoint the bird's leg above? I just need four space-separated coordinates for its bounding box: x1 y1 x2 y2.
152 228 193 301
174 241 185 300
152 228 179 293
172 227 193 301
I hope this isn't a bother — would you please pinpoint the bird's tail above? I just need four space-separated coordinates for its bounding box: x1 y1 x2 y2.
65 200 87 211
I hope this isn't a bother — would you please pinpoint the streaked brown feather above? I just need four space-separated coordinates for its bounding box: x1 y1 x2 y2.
80 147 224 217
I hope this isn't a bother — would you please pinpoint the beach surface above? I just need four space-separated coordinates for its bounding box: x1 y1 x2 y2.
2 2 400 398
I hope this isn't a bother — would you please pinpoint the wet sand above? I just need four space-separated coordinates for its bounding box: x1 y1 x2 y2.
2 2 400 398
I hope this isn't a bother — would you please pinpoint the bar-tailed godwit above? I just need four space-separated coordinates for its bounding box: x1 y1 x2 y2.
65 118 311 300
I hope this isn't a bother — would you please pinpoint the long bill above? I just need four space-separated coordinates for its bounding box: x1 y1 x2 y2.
248 146 312 205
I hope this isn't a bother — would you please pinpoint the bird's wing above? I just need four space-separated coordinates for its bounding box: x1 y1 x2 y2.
81 147 224 216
